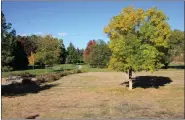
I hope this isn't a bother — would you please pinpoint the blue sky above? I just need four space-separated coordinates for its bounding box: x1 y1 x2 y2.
2 1 184 49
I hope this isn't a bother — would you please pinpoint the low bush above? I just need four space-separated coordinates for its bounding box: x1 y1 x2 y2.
62 70 71 76
10 72 36 78
35 69 84 83
54 73 61 80
57 72 65 77
44 73 56 82
36 76 46 84
21 72 36 77
22 78 34 85
81 67 88 72
72 69 82 74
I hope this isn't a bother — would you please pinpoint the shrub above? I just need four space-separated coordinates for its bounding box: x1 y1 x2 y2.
81 67 88 72
63 71 70 76
44 73 56 82
22 78 34 85
2 66 13 72
54 73 61 80
20 72 36 77
35 69 84 84
36 76 46 84
57 72 65 77
72 68 82 74
10 72 36 78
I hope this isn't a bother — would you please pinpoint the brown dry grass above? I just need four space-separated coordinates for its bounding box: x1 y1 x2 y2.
2 69 184 119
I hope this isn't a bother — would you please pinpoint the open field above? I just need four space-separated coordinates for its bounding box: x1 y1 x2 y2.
2 69 184 119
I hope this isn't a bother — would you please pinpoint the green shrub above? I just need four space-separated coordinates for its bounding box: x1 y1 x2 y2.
2 66 13 72
81 67 88 72
10 72 36 77
72 69 82 74
20 72 36 77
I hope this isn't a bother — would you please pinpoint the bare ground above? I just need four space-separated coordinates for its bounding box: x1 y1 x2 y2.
2 70 184 119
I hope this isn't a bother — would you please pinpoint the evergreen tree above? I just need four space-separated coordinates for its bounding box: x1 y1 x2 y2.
12 39 29 70
66 42 78 64
59 39 67 64
1 12 16 71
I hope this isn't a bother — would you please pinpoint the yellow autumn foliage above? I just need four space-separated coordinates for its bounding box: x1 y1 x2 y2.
28 52 35 66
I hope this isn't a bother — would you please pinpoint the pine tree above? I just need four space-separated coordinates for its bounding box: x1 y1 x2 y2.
1 12 16 71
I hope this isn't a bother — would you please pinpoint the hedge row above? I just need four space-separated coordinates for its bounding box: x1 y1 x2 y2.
36 69 83 83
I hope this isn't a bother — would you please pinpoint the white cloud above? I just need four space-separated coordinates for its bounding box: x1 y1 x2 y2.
18 33 28 36
58 32 68 36
34 32 44 35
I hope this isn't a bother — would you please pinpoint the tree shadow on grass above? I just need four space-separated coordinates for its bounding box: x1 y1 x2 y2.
167 65 185 69
121 76 172 89
2 81 59 97
161 65 185 69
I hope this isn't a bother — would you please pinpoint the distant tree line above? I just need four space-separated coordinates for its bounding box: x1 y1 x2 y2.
2 12 84 72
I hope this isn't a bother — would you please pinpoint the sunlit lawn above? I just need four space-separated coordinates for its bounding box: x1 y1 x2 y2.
2 64 113 78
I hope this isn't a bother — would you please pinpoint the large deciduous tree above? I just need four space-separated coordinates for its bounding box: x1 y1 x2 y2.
17 35 38 56
83 40 96 64
104 6 171 90
35 35 61 66
88 40 111 68
28 51 36 69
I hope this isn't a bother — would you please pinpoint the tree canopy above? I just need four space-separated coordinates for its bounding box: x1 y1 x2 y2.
104 6 171 73
161 29 184 68
2 12 17 71
87 40 111 68
66 42 78 64
35 35 62 65
83 40 96 64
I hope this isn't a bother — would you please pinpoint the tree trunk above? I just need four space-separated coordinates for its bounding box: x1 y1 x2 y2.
164 63 169 69
128 67 132 90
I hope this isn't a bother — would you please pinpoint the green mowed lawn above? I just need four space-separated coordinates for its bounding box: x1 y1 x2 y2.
2 63 184 78
2 64 113 78
2 69 184 119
